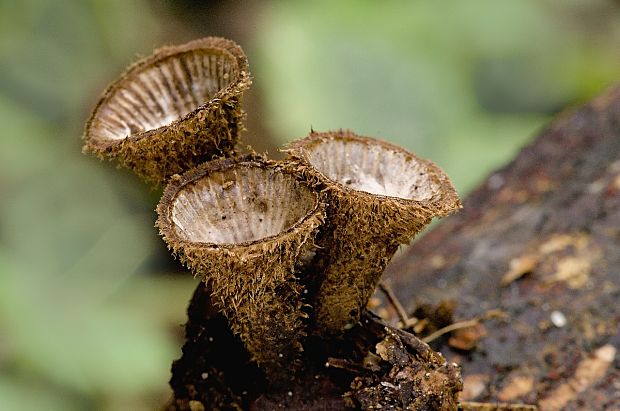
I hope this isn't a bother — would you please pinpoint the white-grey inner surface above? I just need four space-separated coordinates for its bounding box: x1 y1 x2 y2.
92 50 237 141
171 167 316 244
304 139 440 200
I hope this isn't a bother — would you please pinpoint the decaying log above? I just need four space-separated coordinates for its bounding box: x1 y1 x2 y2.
383 86 620 410
167 86 619 410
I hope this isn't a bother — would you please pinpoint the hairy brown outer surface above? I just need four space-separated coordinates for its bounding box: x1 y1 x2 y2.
157 157 326 377
383 86 620 410
286 130 461 334
83 37 251 185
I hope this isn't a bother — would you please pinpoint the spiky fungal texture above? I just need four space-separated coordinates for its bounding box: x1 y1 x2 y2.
156 156 325 380
83 37 251 185
285 130 461 334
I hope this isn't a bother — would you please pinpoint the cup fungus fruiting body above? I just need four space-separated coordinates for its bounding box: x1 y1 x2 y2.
156 156 325 377
286 130 461 334
83 37 251 185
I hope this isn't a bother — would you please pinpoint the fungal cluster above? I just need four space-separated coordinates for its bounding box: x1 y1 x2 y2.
83 38 460 384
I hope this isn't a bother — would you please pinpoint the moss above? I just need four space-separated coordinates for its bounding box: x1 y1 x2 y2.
285 130 461 334
156 155 326 380
83 37 251 185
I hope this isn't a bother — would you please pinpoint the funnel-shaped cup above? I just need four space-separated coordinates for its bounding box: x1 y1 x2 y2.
286 130 460 334
84 37 251 184
157 157 325 378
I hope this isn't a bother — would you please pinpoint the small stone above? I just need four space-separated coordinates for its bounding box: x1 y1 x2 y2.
201 372 209 379
550 310 567 327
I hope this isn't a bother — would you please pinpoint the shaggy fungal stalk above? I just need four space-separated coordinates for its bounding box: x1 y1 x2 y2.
286 130 461 334
83 37 251 184
156 157 325 379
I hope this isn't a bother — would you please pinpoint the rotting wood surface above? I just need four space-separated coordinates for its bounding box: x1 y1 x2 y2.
166 86 619 410
382 86 620 410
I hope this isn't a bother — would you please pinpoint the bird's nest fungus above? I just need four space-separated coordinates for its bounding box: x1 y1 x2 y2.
80 37 495 411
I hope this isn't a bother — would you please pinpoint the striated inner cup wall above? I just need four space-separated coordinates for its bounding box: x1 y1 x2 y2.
301 137 441 200
93 50 238 142
171 166 317 244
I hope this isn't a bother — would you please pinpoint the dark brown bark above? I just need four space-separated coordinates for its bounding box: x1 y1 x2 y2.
383 86 620 410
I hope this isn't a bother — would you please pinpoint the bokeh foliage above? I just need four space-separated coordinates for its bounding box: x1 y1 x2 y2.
0 1 195 410
255 0 620 191
0 0 618 409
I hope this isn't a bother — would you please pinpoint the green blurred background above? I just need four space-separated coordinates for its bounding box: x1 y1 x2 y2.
0 0 618 409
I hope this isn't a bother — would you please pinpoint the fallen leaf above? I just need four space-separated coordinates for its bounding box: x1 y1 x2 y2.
497 375 534 401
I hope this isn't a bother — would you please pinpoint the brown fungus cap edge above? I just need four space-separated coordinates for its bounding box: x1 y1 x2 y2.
83 37 252 184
